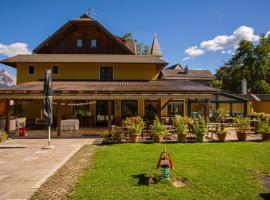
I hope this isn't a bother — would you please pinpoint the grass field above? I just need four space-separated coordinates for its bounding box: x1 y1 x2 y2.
69 142 270 200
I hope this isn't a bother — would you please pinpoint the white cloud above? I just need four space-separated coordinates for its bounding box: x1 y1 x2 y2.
266 31 270 38
200 26 259 52
0 42 31 57
183 45 205 60
183 25 262 60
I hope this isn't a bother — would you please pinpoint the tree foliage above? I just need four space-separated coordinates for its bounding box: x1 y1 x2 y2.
215 34 270 94
122 32 151 55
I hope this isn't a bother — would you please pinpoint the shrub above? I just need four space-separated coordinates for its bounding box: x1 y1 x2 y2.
257 119 270 133
174 115 190 135
0 130 8 142
123 116 145 135
233 116 250 133
151 116 168 137
193 118 208 136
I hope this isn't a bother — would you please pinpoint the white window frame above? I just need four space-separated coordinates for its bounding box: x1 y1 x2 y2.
77 39 82 47
91 39 97 48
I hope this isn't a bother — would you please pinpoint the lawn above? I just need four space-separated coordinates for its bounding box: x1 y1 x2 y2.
68 142 270 200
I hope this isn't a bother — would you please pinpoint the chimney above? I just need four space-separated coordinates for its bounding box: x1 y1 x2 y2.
241 79 247 95
184 66 189 74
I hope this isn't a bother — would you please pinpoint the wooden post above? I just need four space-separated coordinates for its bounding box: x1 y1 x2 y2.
4 100 10 135
57 102 62 136
158 99 162 119
108 100 112 132
205 99 210 119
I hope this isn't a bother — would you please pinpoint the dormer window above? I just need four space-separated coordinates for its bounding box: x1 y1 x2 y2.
28 65 35 75
52 66 59 75
91 39 97 48
77 39 82 47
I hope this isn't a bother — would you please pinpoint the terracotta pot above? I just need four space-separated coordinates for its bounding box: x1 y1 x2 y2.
217 133 227 142
177 133 187 142
262 133 270 141
153 135 163 143
196 134 205 142
130 134 140 143
236 132 247 141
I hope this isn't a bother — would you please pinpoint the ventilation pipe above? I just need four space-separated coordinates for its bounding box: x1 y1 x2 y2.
241 79 247 95
184 66 189 74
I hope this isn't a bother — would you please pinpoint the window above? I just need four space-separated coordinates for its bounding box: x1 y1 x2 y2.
100 66 113 80
77 39 82 47
167 101 184 116
52 66 59 74
91 39 97 48
144 100 159 121
121 100 138 118
28 65 35 75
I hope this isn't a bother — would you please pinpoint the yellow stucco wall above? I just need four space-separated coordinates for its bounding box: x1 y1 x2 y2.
16 63 160 83
253 101 270 114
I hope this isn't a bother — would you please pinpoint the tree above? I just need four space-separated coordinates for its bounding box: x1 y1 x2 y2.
215 34 270 94
122 32 151 55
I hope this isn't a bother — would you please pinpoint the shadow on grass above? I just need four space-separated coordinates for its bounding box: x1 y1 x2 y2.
259 193 270 200
132 174 158 186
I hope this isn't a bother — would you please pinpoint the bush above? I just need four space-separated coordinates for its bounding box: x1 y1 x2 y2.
174 115 190 135
233 116 250 133
193 118 208 136
0 130 8 142
257 119 270 133
123 116 145 135
151 116 168 137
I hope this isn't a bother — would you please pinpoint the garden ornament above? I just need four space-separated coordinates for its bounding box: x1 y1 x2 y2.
156 146 174 179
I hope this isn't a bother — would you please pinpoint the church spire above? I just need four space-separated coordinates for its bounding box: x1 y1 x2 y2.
150 33 162 57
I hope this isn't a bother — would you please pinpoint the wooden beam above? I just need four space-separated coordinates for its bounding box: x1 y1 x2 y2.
108 100 112 132
160 99 172 111
4 100 10 135
57 102 62 136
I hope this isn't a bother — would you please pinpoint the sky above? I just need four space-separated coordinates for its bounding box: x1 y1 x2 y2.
0 0 270 78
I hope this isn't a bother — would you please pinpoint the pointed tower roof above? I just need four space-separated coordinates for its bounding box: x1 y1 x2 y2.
151 33 162 57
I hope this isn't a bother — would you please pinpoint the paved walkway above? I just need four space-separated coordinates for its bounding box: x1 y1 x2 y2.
0 138 100 200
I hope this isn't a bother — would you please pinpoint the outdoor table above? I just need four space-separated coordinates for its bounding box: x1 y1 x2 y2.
60 119 79 131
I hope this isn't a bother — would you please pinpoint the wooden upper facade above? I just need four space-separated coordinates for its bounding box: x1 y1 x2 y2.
33 14 136 55
1 14 167 83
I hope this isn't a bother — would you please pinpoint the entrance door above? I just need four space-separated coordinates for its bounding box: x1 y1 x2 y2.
96 100 114 125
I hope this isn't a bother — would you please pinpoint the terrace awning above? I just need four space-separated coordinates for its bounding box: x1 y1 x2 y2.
0 80 217 100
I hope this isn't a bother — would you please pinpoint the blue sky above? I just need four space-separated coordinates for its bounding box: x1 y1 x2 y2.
0 0 270 77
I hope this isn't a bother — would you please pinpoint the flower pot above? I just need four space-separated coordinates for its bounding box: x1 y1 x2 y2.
236 132 247 141
196 134 205 142
153 135 163 143
130 134 140 143
177 133 186 142
217 133 227 142
261 133 270 141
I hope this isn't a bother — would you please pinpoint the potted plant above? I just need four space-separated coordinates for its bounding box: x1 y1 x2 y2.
151 116 168 143
174 116 190 142
215 125 229 142
233 116 250 141
193 117 208 142
123 116 145 143
257 119 270 141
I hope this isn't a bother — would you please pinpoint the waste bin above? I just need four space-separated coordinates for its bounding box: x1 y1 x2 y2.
19 127 25 136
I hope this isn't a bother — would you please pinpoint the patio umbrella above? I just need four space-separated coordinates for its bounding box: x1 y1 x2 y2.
43 69 53 146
